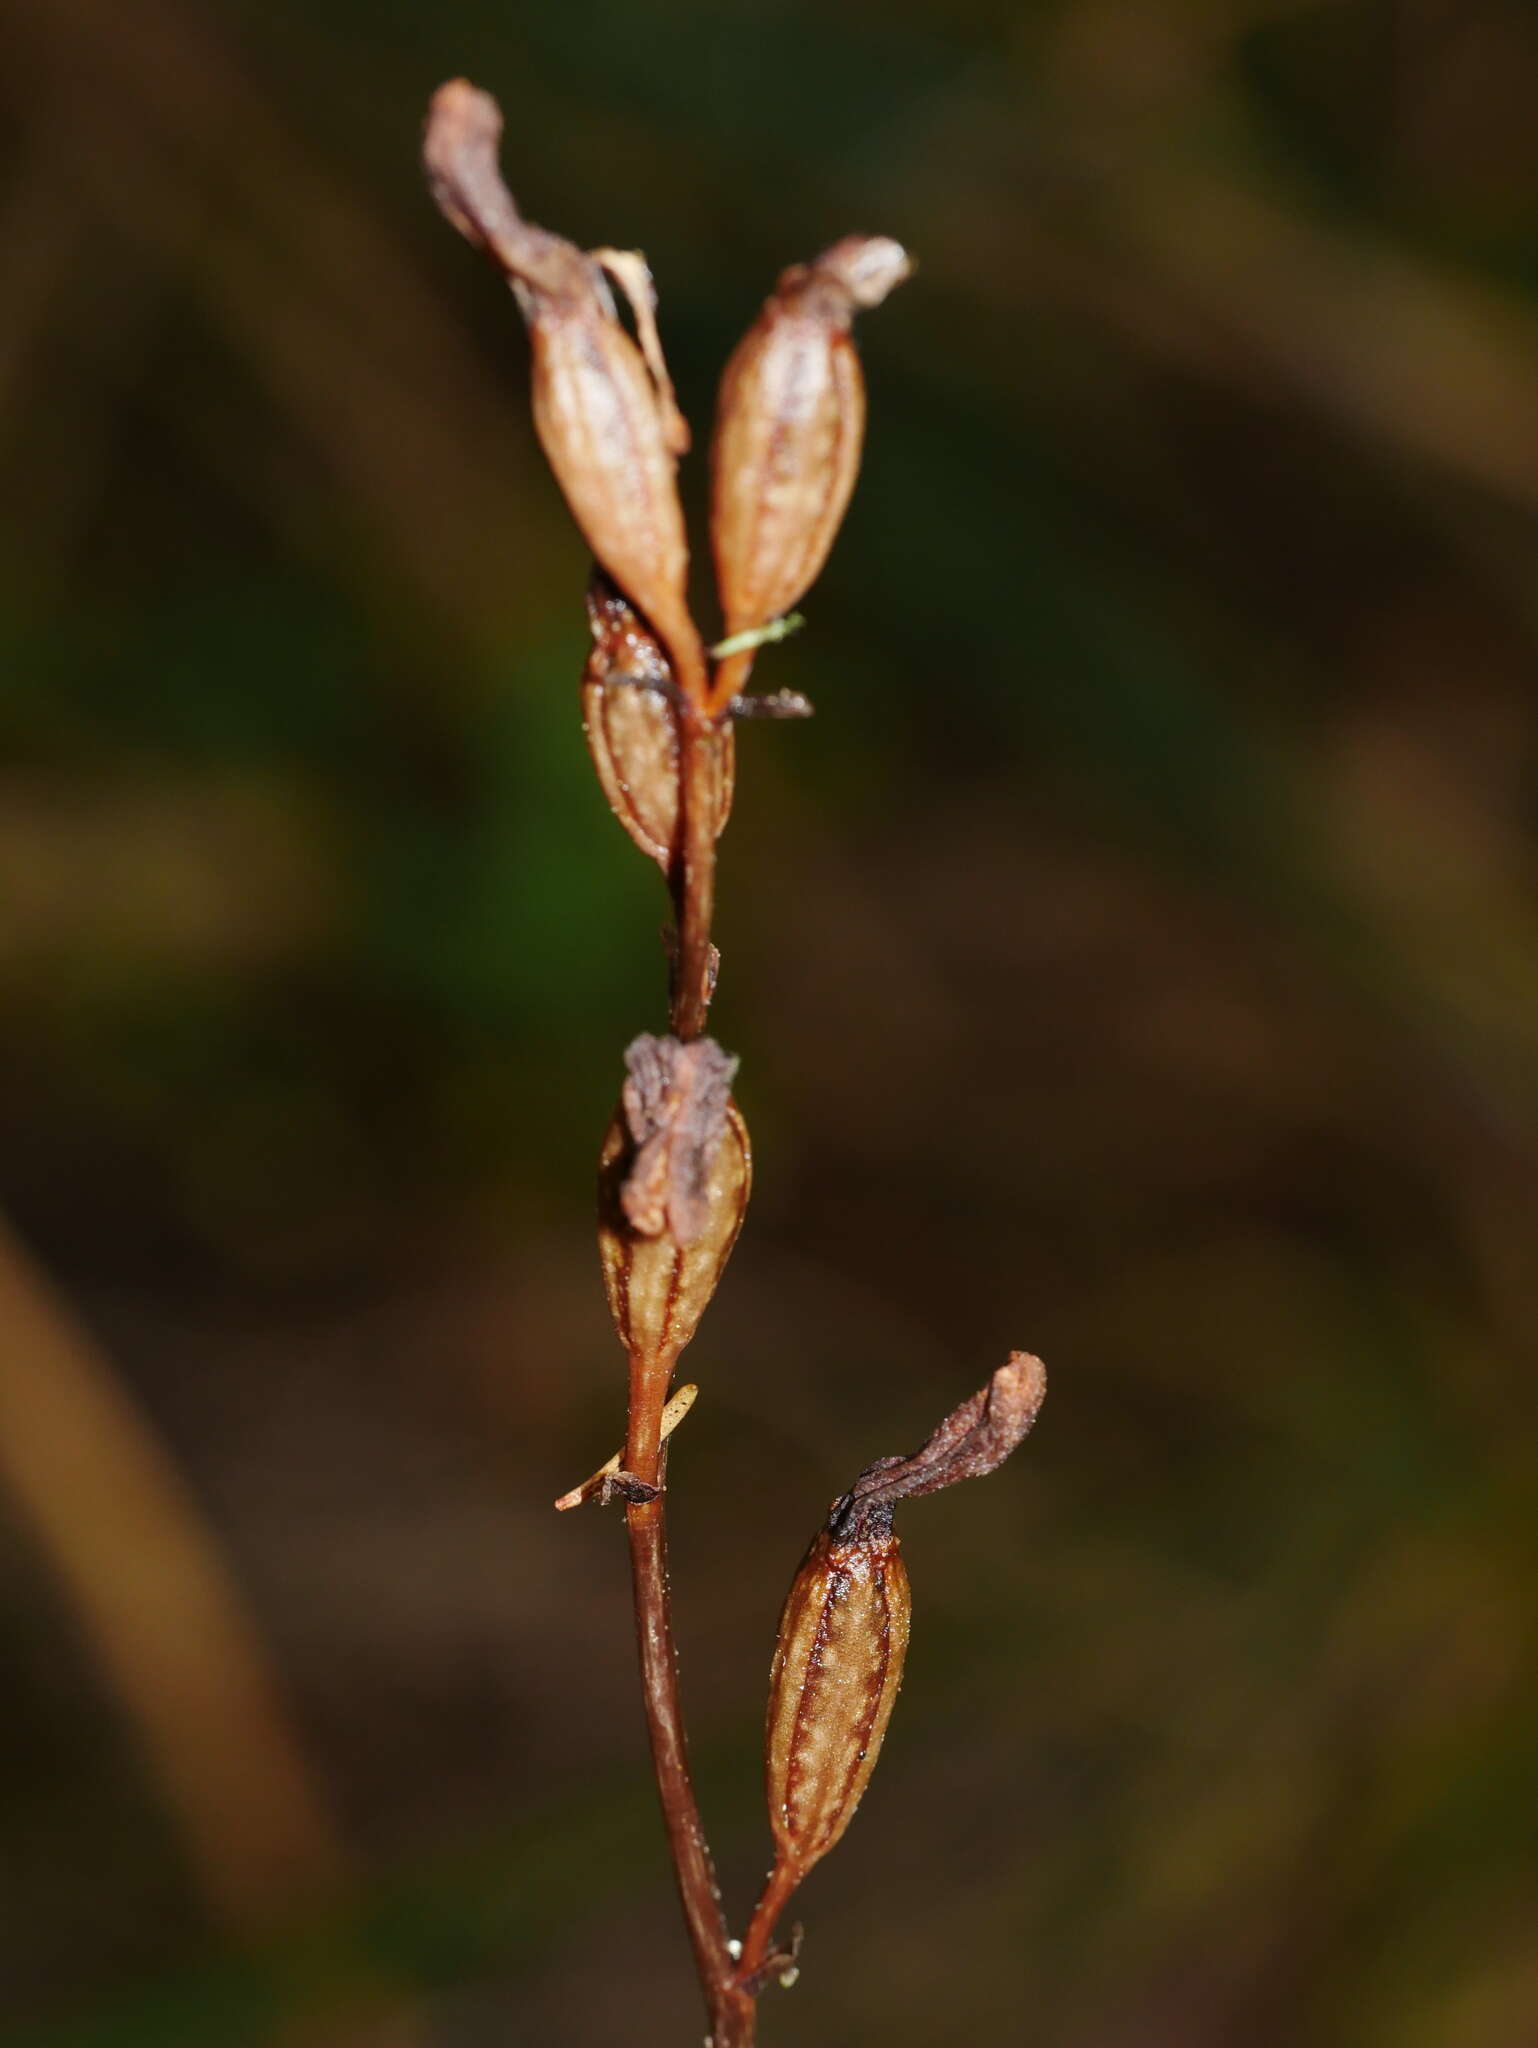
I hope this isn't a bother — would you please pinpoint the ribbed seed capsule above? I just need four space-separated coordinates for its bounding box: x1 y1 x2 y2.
525 292 707 702
749 1355 1045 1953
765 1528 912 1876
424 80 708 702
580 572 735 868
710 234 910 704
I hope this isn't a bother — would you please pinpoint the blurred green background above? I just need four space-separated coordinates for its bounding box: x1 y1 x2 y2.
3 0 1538 2042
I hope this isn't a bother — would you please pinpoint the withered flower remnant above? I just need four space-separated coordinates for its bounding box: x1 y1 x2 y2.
619 1033 739 1247
829 1348 1048 1542
596 1035 751 1372
710 234 911 707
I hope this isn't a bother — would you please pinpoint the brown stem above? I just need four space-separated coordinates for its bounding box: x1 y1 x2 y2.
624 1352 756 2045
709 1986 760 2048
670 702 721 1043
707 648 753 720
626 679 759 2042
734 1859 802 1992
626 671 761 2031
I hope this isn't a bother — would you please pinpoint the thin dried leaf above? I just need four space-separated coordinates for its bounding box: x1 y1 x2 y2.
554 1382 698 1511
593 248 690 457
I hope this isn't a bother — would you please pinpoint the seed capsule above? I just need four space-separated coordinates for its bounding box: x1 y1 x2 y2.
580 572 735 868
526 292 706 702
596 1038 751 1369
424 80 708 702
710 234 910 704
753 1355 1045 1930
765 1527 912 1877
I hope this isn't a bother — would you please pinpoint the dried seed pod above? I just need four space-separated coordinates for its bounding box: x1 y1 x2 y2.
755 1355 1045 1917
765 1525 912 1878
526 296 706 701
597 1036 751 1367
423 81 708 702
710 234 911 704
580 572 735 867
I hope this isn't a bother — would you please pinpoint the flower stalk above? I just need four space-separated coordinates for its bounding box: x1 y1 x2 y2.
422 82 1042 2046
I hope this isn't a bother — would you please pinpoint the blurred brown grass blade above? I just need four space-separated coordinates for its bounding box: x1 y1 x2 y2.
0 1219 427 2044
0 1215 348 1931
900 65 1538 517
1106 165 1538 514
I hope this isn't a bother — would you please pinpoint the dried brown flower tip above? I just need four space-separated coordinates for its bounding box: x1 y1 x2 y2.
597 1069 751 1369
709 233 911 707
619 1034 738 1246
423 81 708 702
764 1525 912 1880
580 573 735 868
829 1351 1047 1543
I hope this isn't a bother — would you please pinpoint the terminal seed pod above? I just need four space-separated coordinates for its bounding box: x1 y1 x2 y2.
423 81 709 703
710 234 910 706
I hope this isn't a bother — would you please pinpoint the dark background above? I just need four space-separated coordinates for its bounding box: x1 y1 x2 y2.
3 1 1538 2042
